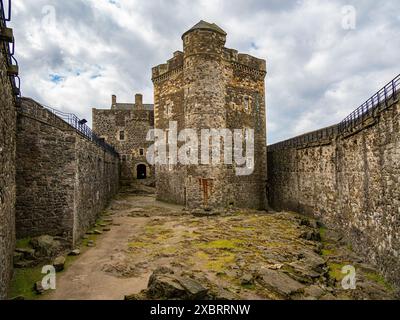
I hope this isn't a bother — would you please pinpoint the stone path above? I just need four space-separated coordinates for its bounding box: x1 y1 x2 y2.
44 186 397 300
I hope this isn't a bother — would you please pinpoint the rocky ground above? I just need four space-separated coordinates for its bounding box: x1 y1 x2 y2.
10 185 398 300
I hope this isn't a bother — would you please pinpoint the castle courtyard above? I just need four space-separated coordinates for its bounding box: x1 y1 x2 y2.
15 184 392 301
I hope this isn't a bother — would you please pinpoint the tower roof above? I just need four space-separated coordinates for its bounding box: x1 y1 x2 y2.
182 20 227 39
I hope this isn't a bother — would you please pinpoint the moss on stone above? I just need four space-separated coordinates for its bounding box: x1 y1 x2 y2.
9 266 46 300
15 237 32 249
197 239 244 250
365 272 393 291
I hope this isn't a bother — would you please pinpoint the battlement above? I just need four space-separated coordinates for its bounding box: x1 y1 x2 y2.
93 93 154 111
152 51 184 81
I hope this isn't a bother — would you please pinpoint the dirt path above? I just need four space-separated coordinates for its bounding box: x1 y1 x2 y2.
44 187 397 300
45 192 182 300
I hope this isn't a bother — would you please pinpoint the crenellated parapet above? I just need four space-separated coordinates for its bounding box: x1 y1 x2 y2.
152 51 184 84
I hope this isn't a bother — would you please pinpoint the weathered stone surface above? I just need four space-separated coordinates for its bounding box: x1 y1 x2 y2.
34 281 45 294
268 98 400 289
0 28 17 299
68 249 81 256
30 235 61 258
147 272 208 300
16 98 120 247
240 273 254 285
257 269 305 298
15 248 36 260
53 256 66 272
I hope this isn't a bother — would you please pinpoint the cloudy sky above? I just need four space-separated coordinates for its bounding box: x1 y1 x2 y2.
8 0 400 144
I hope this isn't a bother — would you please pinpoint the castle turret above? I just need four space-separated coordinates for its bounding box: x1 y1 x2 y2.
183 20 228 209
152 21 267 211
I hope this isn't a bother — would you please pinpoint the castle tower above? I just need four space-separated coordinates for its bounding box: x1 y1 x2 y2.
182 21 229 209
152 20 267 211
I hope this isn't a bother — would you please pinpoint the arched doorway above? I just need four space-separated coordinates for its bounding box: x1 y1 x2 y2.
137 164 147 179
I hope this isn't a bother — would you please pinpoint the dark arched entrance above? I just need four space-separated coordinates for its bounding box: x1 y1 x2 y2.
137 164 147 180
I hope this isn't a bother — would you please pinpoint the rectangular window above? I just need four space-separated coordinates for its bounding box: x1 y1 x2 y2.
119 130 125 141
244 96 250 112
139 148 144 156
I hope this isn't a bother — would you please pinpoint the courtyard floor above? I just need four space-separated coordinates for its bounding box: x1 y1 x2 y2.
34 185 397 300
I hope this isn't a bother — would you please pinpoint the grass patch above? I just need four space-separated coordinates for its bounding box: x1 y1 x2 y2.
328 262 346 282
365 272 393 291
241 283 256 290
205 253 236 272
319 227 327 239
16 238 32 249
9 266 45 300
322 248 335 256
197 239 244 250
128 241 150 249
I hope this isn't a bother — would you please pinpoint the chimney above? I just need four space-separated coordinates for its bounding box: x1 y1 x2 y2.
112 95 117 108
135 93 143 110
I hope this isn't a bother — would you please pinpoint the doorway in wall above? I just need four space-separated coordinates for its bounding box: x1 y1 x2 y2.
137 164 147 179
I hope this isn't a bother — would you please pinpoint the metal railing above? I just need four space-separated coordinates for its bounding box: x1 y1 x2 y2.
339 74 400 133
19 98 119 156
268 125 339 152
43 105 119 156
0 0 21 99
269 74 400 152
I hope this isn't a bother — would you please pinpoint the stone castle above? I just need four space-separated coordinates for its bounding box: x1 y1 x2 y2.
93 21 267 211
0 12 399 299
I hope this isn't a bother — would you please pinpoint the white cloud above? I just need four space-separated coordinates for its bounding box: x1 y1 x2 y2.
8 0 400 143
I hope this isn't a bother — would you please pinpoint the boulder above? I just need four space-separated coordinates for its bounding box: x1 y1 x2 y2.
34 281 45 294
14 260 37 268
15 248 36 260
30 235 61 258
240 273 254 285
94 230 103 235
53 256 66 272
257 269 305 298
148 272 208 300
68 249 81 256
300 230 321 242
303 285 326 299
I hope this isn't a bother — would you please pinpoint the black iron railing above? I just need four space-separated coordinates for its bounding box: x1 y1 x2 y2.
42 105 119 156
0 0 21 99
269 74 400 152
268 125 339 152
19 98 119 156
339 74 400 133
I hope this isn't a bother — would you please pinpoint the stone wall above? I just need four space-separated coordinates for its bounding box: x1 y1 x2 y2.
268 96 400 288
152 21 268 210
16 98 119 246
0 32 17 299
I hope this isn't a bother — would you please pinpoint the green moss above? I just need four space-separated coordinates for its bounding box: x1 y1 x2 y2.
9 266 45 300
241 283 256 290
319 227 327 239
365 272 393 291
16 237 32 249
205 253 236 272
128 241 150 249
322 248 334 256
197 239 244 250
328 263 345 281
